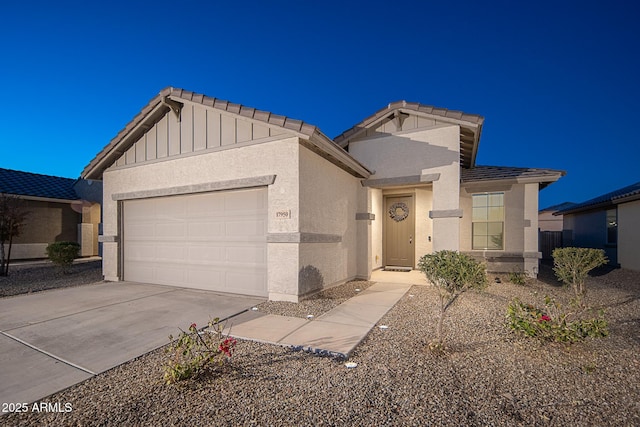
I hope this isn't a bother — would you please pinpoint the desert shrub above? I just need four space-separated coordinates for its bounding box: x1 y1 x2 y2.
418 250 487 352
508 270 527 285
46 241 80 273
552 247 607 306
507 296 608 342
164 318 237 384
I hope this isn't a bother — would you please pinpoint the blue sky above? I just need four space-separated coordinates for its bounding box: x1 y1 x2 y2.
1 0 638 209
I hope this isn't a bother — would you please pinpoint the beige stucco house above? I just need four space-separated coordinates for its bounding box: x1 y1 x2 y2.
82 87 563 301
0 168 101 259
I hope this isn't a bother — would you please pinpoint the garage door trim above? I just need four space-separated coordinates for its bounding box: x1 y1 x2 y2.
112 174 276 201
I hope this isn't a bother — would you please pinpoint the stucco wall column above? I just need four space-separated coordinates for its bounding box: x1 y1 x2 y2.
356 186 373 279
523 183 540 276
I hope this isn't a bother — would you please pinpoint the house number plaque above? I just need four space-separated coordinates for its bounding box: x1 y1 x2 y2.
275 210 291 219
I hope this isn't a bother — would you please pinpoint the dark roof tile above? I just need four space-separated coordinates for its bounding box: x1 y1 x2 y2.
558 181 640 214
0 168 79 200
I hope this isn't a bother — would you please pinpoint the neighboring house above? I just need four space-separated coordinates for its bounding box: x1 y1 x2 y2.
538 202 576 260
0 168 102 259
557 181 640 271
81 87 564 301
539 202 576 232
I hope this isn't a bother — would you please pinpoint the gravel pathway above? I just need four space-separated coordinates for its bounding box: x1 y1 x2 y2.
3 263 640 426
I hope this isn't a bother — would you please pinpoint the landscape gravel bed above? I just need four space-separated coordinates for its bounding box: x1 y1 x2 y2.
0 260 103 298
4 264 640 426
256 279 374 318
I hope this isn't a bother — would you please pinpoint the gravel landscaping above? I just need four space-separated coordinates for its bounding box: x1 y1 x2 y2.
0 260 103 298
3 262 640 426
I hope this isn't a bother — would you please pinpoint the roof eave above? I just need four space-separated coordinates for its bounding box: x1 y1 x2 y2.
82 90 170 180
307 132 372 179
1 193 81 204
613 193 640 205
462 171 564 189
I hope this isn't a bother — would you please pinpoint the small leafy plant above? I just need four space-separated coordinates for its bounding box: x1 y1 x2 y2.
164 318 237 384
552 247 607 306
45 241 80 273
508 269 527 286
418 250 487 352
507 296 608 342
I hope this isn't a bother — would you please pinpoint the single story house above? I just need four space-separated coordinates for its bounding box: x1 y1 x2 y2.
539 202 576 232
81 87 564 301
0 168 102 259
557 181 640 271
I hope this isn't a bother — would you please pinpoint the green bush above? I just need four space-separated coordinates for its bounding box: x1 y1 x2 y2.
507 296 608 342
46 241 80 273
508 270 527 285
418 250 487 351
552 247 608 306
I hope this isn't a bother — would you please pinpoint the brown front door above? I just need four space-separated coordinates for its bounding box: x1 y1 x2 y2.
384 195 415 268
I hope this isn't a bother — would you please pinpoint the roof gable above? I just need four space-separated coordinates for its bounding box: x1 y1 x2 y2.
82 87 349 180
334 101 484 169
0 168 79 201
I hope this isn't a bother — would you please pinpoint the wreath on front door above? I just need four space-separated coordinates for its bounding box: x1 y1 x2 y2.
388 202 409 222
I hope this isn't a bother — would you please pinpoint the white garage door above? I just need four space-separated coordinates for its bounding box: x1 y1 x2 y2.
123 187 267 296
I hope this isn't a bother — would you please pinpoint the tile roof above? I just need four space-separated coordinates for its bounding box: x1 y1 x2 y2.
461 166 565 189
0 168 80 200
557 181 640 214
539 202 577 212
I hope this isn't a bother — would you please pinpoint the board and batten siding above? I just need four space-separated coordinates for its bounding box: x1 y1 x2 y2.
349 115 441 142
115 103 288 167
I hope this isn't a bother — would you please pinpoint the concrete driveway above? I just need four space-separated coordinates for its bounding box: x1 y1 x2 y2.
0 282 264 405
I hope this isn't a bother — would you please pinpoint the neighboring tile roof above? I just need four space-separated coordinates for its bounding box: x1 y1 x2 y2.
0 168 79 200
539 202 577 212
557 181 640 215
461 166 565 189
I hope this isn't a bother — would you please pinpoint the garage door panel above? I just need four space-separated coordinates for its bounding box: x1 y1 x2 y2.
227 270 267 293
124 242 157 261
187 194 225 214
123 261 155 283
123 188 268 297
188 245 224 261
155 264 187 284
155 197 186 216
225 190 267 210
125 223 155 239
226 219 266 237
226 246 265 264
187 221 225 239
187 268 224 288
155 222 187 239
155 245 186 261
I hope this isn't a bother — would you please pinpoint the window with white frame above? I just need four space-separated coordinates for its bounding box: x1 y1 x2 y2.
472 192 504 250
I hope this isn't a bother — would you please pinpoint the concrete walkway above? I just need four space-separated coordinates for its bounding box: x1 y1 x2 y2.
225 281 413 358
